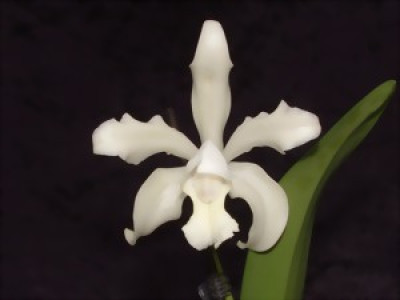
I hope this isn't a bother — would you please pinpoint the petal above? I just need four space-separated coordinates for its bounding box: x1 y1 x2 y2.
182 174 239 250
93 113 197 164
124 167 187 245
229 162 288 252
224 100 321 161
190 20 233 150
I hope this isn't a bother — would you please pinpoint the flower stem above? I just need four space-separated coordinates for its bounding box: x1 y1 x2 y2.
211 247 224 275
211 247 234 300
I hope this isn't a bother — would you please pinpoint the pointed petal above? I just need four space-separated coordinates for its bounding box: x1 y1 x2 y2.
93 113 197 164
224 100 321 161
229 162 288 252
182 175 239 250
124 167 187 245
190 20 233 150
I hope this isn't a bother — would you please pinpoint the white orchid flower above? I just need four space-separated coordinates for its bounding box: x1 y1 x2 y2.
92 20 321 252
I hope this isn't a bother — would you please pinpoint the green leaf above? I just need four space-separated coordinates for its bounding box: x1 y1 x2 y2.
240 80 396 300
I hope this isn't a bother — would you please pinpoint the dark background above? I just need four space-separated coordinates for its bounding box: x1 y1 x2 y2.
2 1 399 300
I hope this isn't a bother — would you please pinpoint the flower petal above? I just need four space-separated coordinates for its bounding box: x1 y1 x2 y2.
93 113 197 164
124 167 187 245
182 175 239 250
229 162 288 252
224 100 321 161
190 20 233 150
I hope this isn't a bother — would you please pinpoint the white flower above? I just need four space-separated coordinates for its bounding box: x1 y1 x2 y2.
92 20 321 252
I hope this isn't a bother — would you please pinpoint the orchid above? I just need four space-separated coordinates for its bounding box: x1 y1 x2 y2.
92 20 321 252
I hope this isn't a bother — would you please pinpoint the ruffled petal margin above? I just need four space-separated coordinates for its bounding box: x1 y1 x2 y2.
224 100 321 161
93 113 197 164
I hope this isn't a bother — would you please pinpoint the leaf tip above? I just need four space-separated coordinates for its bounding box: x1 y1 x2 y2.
380 79 397 95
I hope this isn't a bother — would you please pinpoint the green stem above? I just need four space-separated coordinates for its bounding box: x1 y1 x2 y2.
211 247 234 300
211 247 224 275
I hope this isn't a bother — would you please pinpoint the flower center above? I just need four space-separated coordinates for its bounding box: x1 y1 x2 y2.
183 174 230 205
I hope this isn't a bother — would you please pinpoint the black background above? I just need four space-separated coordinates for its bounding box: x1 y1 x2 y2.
2 1 399 300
